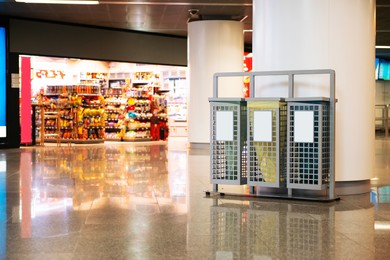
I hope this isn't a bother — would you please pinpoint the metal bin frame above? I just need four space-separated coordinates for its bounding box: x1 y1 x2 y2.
286 98 330 190
246 98 287 188
209 98 247 186
206 69 337 201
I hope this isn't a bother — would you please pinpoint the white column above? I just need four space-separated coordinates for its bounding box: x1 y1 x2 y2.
188 20 244 145
253 0 375 185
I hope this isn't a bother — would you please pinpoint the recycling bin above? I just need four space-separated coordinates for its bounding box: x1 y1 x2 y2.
286 98 330 190
246 98 287 188
209 98 247 185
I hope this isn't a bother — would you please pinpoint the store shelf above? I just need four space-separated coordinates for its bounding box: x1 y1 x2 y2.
33 71 172 143
39 86 105 144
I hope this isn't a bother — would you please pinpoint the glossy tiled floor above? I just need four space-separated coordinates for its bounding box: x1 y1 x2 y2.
1 137 390 259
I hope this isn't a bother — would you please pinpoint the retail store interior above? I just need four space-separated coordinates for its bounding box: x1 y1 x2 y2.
21 55 188 145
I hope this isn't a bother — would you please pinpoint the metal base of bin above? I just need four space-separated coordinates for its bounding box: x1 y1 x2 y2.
205 185 340 202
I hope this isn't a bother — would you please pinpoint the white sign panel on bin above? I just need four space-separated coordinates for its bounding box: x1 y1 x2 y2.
216 111 234 141
294 111 314 143
253 111 273 142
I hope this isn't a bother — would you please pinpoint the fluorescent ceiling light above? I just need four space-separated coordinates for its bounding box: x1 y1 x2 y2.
15 0 99 4
376 46 390 49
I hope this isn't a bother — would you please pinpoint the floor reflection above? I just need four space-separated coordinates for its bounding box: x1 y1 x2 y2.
17 143 187 242
1 138 390 259
31 143 184 210
210 199 335 260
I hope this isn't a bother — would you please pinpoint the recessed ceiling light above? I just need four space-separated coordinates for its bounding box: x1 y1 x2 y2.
15 0 99 4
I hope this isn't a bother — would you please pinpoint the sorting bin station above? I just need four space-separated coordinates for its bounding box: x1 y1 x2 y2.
209 98 247 185
246 98 287 188
208 70 336 201
286 98 330 190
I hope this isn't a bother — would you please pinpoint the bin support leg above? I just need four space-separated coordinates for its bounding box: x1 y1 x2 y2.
288 188 292 197
213 184 218 193
250 186 256 195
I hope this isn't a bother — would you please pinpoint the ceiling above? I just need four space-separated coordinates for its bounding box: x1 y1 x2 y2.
0 0 390 57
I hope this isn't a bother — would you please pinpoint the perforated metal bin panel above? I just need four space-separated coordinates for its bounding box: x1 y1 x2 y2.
210 99 247 185
287 99 330 190
247 99 287 188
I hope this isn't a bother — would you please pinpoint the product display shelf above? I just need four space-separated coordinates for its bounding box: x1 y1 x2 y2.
80 72 108 91
32 104 43 145
42 107 61 145
151 92 169 141
58 103 76 141
104 96 127 141
104 78 129 97
76 96 105 143
41 95 73 145
42 85 105 144
122 83 152 141
46 84 101 96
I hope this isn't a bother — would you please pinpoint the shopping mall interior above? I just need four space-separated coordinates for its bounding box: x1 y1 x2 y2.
0 136 388 259
1 0 390 259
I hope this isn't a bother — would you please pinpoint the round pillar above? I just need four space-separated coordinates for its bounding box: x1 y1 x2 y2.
253 0 375 193
188 20 244 146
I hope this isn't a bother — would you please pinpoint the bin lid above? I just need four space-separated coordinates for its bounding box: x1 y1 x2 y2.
285 97 330 102
208 98 246 102
246 97 285 102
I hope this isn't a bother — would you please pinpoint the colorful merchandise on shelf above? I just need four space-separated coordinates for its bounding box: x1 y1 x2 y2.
77 96 105 140
104 96 127 140
37 71 169 143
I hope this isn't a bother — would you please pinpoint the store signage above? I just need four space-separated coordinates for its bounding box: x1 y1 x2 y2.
0 27 6 138
35 69 65 79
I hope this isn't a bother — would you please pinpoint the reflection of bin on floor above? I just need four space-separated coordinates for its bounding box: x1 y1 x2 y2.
246 98 287 188
209 98 247 185
210 203 245 259
286 98 330 190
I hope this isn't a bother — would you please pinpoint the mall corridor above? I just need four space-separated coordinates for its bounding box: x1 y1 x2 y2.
1 137 390 259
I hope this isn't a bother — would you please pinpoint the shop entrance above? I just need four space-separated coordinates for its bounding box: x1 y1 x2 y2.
19 56 188 145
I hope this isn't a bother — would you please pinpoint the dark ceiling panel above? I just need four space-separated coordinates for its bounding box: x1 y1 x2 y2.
376 4 390 57
0 0 387 51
